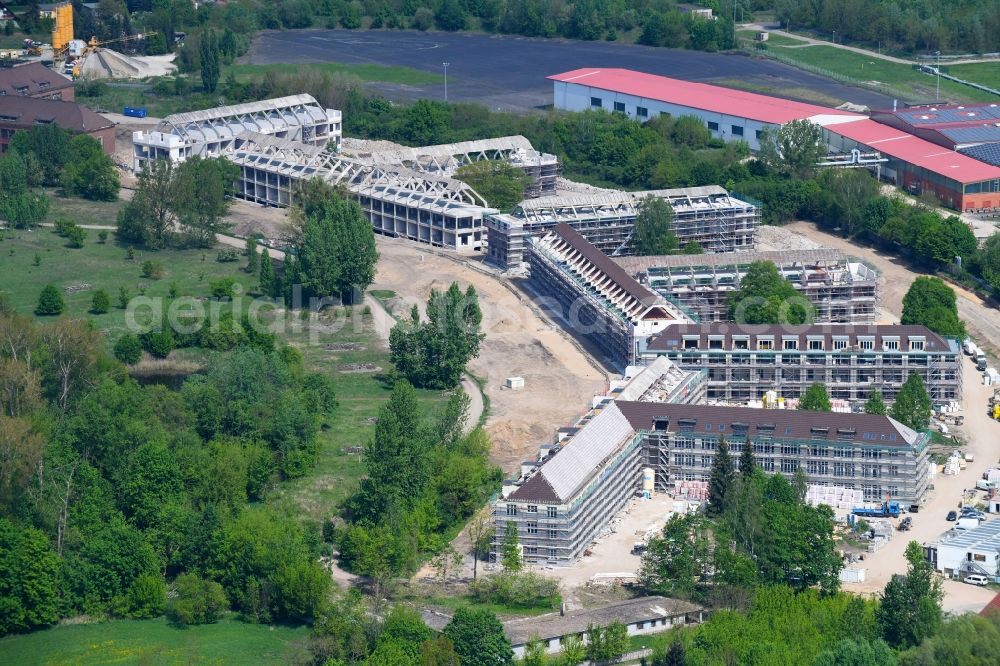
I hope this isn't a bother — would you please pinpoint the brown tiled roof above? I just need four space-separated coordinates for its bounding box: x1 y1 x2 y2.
550 223 660 305
508 469 560 502
615 401 921 447
0 62 74 97
647 323 953 352
0 95 113 133
980 592 1000 617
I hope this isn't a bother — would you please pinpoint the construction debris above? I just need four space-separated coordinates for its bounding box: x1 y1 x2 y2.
79 50 176 80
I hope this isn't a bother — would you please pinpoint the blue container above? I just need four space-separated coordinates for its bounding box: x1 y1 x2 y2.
123 106 148 118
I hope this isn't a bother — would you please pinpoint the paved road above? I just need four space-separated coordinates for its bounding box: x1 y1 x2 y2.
247 29 894 111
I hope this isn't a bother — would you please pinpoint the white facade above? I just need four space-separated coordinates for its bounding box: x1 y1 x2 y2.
929 520 1000 578
552 80 774 150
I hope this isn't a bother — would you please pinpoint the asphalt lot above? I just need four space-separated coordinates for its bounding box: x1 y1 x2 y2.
247 29 894 112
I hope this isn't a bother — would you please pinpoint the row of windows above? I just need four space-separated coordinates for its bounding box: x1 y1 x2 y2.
681 337 924 352
506 504 558 517
587 97 761 139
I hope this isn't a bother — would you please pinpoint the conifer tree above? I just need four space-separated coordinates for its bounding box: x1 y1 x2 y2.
708 435 735 516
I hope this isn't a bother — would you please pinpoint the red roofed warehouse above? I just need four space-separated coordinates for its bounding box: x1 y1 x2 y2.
549 68 1000 212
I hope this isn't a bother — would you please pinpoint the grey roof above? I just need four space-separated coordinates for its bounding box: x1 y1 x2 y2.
615 401 923 448
646 323 953 352
888 103 1000 127
614 249 848 273
548 223 660 305
939 126 1000 145
932 518 1000 552
504 596 701 645
0 62 74 97
616 357 691 402
960 143 1000 168
531 402 636 503
0 96 112 133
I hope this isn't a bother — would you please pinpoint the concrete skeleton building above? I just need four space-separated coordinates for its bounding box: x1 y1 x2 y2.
495 397 930 567
486 185 758 270
615 249 880 324
640 323 962 406
525 223 692 371
926 519 1000 580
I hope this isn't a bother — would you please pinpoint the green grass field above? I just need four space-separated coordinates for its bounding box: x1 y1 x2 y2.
737 29 807 47
947 63 1000 92
760 44 998 103
0 616 311 666
227 62 444 86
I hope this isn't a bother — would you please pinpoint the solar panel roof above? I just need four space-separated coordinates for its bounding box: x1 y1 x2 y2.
894 104 1000 126
940 126 1000 144
960 143 1000 168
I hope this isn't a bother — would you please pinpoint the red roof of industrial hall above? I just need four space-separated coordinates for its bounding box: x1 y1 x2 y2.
548 68 860 125
829 118 1000 184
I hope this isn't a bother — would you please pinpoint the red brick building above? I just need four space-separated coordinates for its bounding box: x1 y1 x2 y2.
0 96 114 155
0 62 75 101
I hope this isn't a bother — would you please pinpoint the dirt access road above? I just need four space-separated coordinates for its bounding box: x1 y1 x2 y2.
786 222 1000 359
368 237 607 473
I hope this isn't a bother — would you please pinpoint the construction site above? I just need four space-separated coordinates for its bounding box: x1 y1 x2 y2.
616 249 880 324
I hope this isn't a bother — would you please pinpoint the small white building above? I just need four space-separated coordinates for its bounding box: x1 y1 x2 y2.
504 596 703 659
926 519 1000 579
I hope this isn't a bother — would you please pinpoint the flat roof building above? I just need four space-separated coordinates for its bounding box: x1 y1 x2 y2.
641 322 962 406
926 519 1000 579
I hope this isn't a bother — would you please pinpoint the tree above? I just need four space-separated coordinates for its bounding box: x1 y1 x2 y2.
864 390 887 415
121 573 166 618
0 518 61 634
977 233 1000 293
35 284 64 316
91 288 111 314
61 134 120 201
390 283 484 389
168 573 228 625
639 514 709 599
708 435 734 516
454 160 529 210
200 29 221 93
877 541 942 649
758 119 825 179
126 159 176 248
799 383 833 412
586 622 629 663
8 123 71 186
420 636 462 665
435 0 467 31
900 277 965 338
812 639 896 666
0 151 50 228
292 180 379 304
727 260 813 324
468 508 495 580
682 241 703 255
443 607 514 666
259 255 278 298
522 635 546 666
560 634 586 665
172 157 239 247
501 520 522 572
245 236 259 274
631 196 678 255
890 374 932 431
738 439 755 479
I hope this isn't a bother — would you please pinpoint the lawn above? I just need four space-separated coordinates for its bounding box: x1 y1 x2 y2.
947 63 1000 92
227 62 444 86
737 29 807 47
0 616 311 666
759 45 998 103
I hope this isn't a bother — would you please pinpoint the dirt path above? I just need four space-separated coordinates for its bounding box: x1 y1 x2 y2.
745 23 914 64
785 222 1000 359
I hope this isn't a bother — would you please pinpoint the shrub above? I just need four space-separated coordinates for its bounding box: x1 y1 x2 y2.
34 284 64 316
168 574 228 625
216 248 239 262
141 260 165 280
98 230 108 244
113 333 143 364
53 218 75 236
120 574 166 619
117 286 130 309
90 288 110 314
210 277 237 300
468 572 560 609
142 329 176 358
65 226 86 248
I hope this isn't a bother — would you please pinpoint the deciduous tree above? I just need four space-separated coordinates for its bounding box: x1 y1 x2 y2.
727 260 813 324
890 374 932 431
454 160 529 210
877 541 942 649
901 276 965 338
758 119 825 179
631 196 678 255
443 607 514 666
61 134 120 202
799 382 833 412
865 391 887 415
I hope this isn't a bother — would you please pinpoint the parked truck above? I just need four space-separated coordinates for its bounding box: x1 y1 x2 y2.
977 351 988 371
852 502 902 518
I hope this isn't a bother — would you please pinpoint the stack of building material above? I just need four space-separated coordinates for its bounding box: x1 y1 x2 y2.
985 368 1000 386
986 469 1000 486
673 480 708 501
943 453 962 475
805 485 864 510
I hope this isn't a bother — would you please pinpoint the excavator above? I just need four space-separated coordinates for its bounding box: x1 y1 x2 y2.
59 32 156 79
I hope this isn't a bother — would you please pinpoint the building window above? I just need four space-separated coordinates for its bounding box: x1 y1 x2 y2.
506 505 517 516
808 339 824 351
884 338 899 351
731 125 744 136
591 97 603 108
757 339 773 351
526 521 538 534
637 106 648 118
547 506 557 518
549 549 557 558
859 338 875 350
527 505 538 513
707 121 719 131
733 336 749 349
614 101 626 113
910 339 925 351
549 529 558 538
833 338 848 351
526 546 538 555
755 130 762 139
783 339 798 351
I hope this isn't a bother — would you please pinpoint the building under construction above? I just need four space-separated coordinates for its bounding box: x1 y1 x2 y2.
486 186 758 270
615 250 880 324
640 323 963 406
525 224 691 371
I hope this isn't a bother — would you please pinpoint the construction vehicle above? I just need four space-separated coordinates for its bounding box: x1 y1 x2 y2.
852 502 902 518
989 389 1000 420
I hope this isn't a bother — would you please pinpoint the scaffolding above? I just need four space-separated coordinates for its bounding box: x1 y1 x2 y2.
617 250 880 324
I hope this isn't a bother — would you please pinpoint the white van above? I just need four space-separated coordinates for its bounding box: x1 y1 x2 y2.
964 574 989 586
976 479 994 492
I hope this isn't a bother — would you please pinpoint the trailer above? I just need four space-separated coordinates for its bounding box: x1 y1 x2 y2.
852 502 902 518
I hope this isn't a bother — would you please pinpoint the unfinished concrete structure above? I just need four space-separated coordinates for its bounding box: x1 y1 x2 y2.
495 398 930 566
132 94 342 168
640 323 962 406
486 186 758 270
525 223 691 371
615 250 879 323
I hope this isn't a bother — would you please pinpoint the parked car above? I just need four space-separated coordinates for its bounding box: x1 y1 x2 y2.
947 511 958 521
963 574 989 586
898 517 913 531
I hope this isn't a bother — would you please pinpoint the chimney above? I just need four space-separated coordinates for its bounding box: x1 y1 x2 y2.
893 99 897 112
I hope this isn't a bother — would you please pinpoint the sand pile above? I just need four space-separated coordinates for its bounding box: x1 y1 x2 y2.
79 49 176 80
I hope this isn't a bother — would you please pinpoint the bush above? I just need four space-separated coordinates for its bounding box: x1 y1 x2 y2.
76 79 109 97
141 260 165 280
210 277 237 300
113 333 143 364
53 218 75 237
468 572 560 609
35 284 64 316
142 329 176 358
168 574 228 625
216 248 239 262
65 226 87 248
90 288 110 314
98 230 108 244
120 574 166 619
